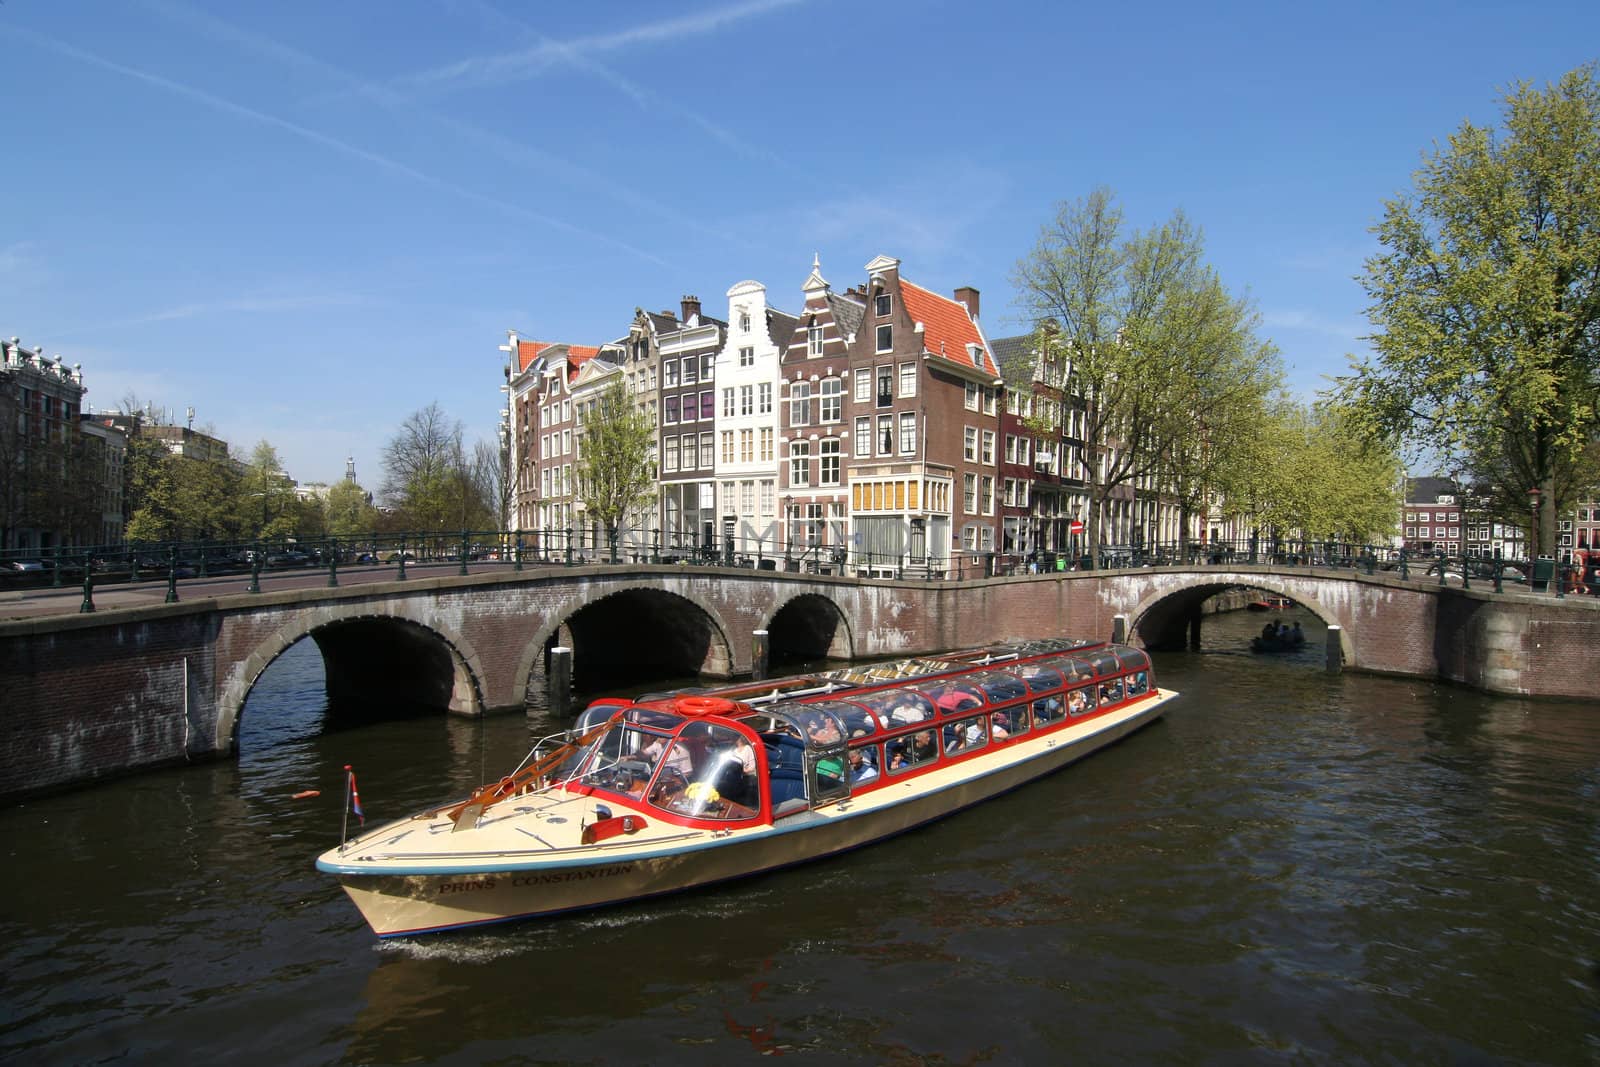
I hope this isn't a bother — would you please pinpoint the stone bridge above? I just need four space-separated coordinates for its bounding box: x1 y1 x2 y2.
3 563 1595 799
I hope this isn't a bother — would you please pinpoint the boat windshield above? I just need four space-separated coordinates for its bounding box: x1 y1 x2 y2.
569 713 763 823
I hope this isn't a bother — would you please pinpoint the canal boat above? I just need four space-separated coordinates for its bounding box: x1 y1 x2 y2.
1250 629 1306 653
316 637 1179 937
1246 596 1295 611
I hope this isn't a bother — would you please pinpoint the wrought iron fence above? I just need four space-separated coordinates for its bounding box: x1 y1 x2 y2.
1 530 1593 601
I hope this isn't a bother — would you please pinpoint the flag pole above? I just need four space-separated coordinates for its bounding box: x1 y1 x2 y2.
340 763 352 850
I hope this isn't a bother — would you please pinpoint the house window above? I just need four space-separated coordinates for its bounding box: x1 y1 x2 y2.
855 416 872 458
820 377 842 423
740 384 753 416
758 383 773 414
876 324 893 352
876 293 892 316
679 434 696 471
980 476 994 516
964 427 978 461
665 361 680 387
721 431 734 464
739 311 751 333
664 437 680 472
877 414 893 456
683 356 698 384
739 428 754 463
701 352 714 379
1004 435 1017 464
964 474 977 513
699 433 714 468
722 388 735 418
808 324 824 356
739 345 754 367
820 438 841 486
855 371 871 403
965 382 979 410
790 440 811 486
791 382 813 426
981 430 995 465
983 387 997 416
899 363 916 398
898 411 917 454
665 395 680 424
877 366 893 407
701 391 715 420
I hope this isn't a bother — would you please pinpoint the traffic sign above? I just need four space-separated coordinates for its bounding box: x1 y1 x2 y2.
1069 520 1084 535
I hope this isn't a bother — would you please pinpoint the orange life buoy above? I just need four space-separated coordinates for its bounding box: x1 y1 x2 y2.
675 695 738 716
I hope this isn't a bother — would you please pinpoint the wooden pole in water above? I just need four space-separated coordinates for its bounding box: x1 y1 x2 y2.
548 646 572 718
1325 625 1343 673
752 629 769 681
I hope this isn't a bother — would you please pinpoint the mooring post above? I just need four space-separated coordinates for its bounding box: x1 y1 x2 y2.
1325 624 1343 674
752 629 770 681
548 646 572 719
1112 614 1126 645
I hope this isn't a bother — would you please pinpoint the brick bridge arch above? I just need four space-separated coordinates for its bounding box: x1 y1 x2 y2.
1120 574 1356 663
218 604 492 755
6 563 1596 800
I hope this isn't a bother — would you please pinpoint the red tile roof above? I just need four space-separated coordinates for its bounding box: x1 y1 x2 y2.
898 279 987 370
516 340 599 381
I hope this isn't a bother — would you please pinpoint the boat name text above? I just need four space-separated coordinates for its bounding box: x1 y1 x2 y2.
436 865 637 895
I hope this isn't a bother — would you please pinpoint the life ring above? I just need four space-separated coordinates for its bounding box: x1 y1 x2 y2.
675 695 738 716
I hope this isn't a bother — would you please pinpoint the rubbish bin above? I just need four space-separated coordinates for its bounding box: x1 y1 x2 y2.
1531 555 1556 592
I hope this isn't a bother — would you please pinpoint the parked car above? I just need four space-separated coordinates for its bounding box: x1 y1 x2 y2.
6 559 46 572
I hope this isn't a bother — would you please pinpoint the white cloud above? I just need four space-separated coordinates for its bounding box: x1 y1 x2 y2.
398 0 806 96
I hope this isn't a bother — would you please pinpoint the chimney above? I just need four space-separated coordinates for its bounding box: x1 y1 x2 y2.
954 286 980 320
681 294 701 324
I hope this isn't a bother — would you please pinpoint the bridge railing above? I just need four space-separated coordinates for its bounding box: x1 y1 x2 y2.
3 531 1594 600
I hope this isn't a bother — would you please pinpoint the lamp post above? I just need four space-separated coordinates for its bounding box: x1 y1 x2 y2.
1527 487 1542 561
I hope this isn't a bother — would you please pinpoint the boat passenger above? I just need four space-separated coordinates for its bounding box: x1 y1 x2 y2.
886 741 910 772
1067 689 1088 715
848 747 878 784
805 716 842 744
1261 621 1277 640
1033 696 1065 723
990 711 1011 739
1291 622 1304 644
1100 681 1123 704
911 730 938 763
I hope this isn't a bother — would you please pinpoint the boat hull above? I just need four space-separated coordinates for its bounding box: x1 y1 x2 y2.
325 691 1175 937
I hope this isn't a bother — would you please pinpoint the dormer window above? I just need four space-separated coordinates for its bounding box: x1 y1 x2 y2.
808 324 824 356
739 310 751 333
876 293 892 316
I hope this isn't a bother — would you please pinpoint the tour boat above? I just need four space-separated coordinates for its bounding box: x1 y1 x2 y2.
1246 596 1295 611
316 637 1179 937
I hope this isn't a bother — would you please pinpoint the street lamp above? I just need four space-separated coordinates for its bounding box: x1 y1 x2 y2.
1528 487 1542 561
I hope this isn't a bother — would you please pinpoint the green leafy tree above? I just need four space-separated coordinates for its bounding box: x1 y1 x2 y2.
236 441 298 541
575 379 657 561
1335 65 1600 555
1012 187 1281 559
324 480 379 536
1245 399 1404 545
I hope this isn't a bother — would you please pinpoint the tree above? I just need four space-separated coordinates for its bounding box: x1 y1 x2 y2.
236 441 298 541
1244 399 1404 544
1012 187 1282 560
1335 65 1600 556
324 480 379 536
381 403 498 546
575 380 657 560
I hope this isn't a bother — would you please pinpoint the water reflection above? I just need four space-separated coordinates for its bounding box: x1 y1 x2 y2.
4 625 1599 1064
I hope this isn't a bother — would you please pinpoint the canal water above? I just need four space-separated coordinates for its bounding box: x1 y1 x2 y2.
3 608 1597 1065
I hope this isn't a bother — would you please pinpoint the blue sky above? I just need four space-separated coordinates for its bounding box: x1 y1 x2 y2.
4 1 1597 489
